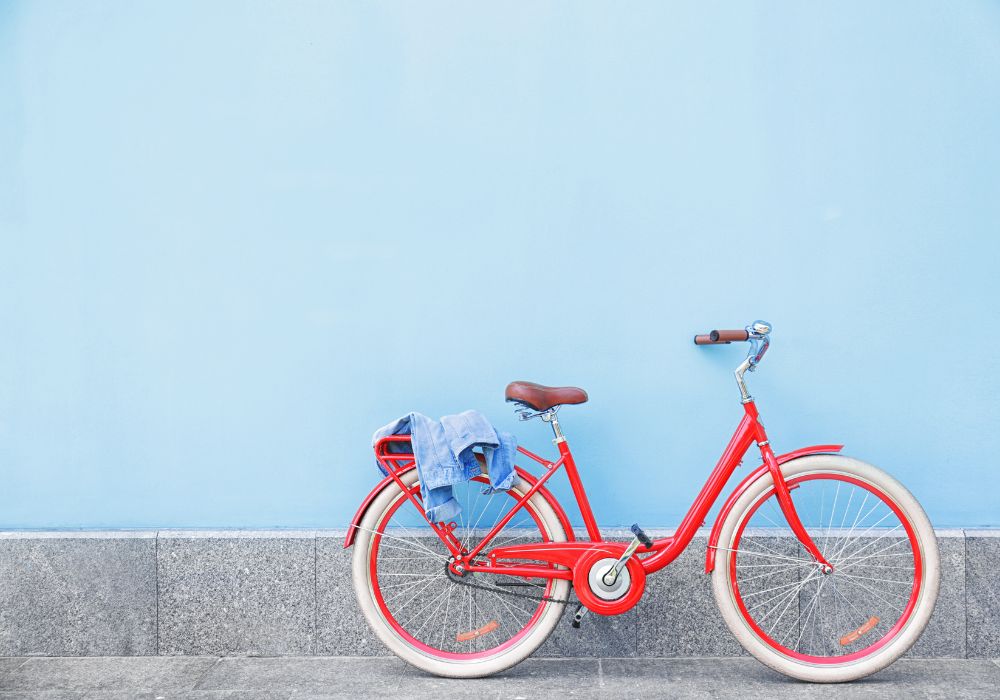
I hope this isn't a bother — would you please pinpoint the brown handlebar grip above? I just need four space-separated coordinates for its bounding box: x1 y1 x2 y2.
711 329 749 342
693 329 749 345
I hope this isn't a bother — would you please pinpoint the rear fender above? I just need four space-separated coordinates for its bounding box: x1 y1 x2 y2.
344 465 576 548
704 444 843 572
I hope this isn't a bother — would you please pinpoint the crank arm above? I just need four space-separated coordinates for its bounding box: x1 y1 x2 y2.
602 524 654 587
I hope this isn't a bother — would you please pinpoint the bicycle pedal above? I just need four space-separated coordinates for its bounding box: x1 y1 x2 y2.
571 604 588 629
631 523 653 550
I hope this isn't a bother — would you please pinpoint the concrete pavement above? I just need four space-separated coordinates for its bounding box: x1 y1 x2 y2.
1 656 999 699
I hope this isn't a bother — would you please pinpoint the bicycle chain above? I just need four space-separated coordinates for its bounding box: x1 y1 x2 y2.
444 564 571 605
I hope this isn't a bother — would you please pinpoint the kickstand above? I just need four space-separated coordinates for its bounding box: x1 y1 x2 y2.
571 604 588 629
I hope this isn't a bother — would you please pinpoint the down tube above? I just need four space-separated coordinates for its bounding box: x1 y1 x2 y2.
641 412 757 574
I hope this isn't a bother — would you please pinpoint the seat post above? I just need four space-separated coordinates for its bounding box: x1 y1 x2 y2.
540 410 565 443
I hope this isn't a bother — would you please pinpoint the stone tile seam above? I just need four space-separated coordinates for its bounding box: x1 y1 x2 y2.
312 535 318 656
155 532 160 657
964 528 969 661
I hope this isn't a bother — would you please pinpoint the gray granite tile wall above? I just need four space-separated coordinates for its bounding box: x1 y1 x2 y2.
0 532 156 656
0 529 987 658
156 531 316 656
315 534 386 656
965 530 1000 658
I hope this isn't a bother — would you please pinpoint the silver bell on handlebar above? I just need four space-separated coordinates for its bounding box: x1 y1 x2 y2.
749 320 772 337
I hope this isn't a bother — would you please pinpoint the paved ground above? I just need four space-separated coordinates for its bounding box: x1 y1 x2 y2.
1 656 999 699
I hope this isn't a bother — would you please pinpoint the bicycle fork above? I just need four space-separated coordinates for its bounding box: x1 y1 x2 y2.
748 402 834 572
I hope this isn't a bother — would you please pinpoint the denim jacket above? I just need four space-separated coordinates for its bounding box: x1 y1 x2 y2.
372 410 516 523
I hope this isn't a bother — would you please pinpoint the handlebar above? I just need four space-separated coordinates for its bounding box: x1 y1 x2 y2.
693 320 773 401
693 329 749 345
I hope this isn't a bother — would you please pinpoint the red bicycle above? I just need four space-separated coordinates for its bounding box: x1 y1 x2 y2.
346 322 939 682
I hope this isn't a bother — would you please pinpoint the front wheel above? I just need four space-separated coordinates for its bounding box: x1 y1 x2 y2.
712 455 939 683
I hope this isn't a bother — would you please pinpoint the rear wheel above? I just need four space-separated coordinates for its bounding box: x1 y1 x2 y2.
712 455 939 682
352 469 570 678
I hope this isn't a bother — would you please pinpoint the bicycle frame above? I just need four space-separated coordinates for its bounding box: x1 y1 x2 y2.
365 397 839 585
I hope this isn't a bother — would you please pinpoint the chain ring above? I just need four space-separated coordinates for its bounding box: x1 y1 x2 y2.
573 548 646 615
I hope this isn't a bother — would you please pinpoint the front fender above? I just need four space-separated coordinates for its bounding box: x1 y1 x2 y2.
344 465 577 548
704 444 843 572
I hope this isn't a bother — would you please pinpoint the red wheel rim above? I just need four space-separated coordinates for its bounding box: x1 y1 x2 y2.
368 476 555 661
728 472 922 664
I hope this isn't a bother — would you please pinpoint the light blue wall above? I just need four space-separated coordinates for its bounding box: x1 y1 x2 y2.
2 1 999 529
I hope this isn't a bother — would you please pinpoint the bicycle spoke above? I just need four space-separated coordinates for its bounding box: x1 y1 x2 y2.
836 545 912 576
831 577 870 622
789 576 826 650
715 545 815 565
392 577 444 623
737 562 804 584
755 507 789 531
379 578 439 592
743 577 816 602
488 521 536 550
827 501 889 562
734 560 813 569
761 571 821 633
462 489 498 551
438 582 455 649
833 575 908 614
825 482 841 543
382 577 437 600
829 491 871 561
408 587 453 638
740 537 795 559
749 570 819 618
835 525 904 566
834 570 912 594
356 525 450 561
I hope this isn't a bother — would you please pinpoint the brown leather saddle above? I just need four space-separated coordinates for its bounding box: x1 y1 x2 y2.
504 381 588 412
